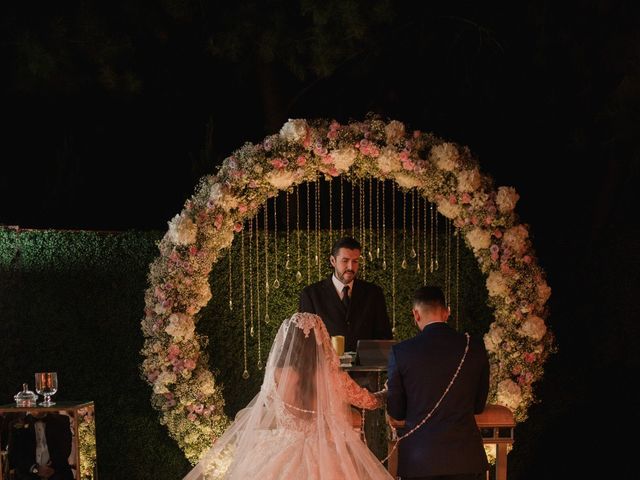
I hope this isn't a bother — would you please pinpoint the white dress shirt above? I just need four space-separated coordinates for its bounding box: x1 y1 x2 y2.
332 274 353 300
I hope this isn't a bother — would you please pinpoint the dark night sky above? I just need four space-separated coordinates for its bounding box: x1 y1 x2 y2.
1 1 639 477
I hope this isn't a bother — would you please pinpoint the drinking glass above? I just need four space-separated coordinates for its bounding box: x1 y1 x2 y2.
35 372 58 406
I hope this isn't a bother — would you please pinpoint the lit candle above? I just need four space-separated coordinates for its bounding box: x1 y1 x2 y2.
331 335 345 356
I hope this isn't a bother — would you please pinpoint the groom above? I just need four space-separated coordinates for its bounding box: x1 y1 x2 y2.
386 286 489 480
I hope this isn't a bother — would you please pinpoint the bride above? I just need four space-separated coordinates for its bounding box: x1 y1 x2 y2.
183 312 393 479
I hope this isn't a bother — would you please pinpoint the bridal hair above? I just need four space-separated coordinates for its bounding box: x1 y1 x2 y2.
275 314 319 412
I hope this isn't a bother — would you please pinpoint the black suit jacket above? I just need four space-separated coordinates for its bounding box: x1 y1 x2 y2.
8 413 74 480
298 275 392 351
387 322 490 477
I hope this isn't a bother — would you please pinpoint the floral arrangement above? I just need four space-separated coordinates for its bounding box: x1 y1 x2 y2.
77 407 97 479
140 114 554 462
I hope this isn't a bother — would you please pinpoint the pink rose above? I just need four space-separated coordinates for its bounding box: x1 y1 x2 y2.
296 155 307 166
234 222 243 232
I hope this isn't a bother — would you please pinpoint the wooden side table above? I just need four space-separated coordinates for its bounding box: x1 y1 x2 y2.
0 401 97 480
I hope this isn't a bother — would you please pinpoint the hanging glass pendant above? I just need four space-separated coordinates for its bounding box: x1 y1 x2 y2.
285 258 291 270
314 254 319 265
382 260 387 270
401 259 408 269
368 250 373 261
376 247 380 258
265 313 270 324
417 262 421 273
273 278 280 289
435 259 440 270
229 299 233 311
257 360 263 370
295 270 302 283
242 370 250 380
430 259 434 273
410 247 417 258
250 324 254 337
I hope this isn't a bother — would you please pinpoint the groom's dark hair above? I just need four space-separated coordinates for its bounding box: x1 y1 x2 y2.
331 237 361 257
413 286 447 310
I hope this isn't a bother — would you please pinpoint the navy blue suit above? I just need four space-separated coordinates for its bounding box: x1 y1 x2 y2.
387 322 489 478
298 275 392 352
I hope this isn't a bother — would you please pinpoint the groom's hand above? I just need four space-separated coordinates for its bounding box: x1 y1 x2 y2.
386 414 405 429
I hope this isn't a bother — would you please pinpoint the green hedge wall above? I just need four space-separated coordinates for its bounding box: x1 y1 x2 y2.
0 228 490 479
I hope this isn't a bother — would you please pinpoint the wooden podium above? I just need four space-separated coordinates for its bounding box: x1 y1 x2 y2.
387 404 515 480
0 401 97 480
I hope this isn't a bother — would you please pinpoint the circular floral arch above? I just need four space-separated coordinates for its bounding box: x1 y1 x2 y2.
140 116 554 462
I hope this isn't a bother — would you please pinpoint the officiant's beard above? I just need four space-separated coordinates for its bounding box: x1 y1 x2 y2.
335 269 356 283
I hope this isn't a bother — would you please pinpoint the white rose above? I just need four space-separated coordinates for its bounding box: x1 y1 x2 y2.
436 201 461 219
209 182 223 203
496 186 520 213
497 379 522 411
154 370 177 394
165 313 195 342
279 119 309 143
486 270 508 297
537 282 551 305
385 120 406 144
484 323 504 353
503 225 529 255
331 147 357 171
377 147 401 174
457 168 482 192
393 172 422 189
466 227 492 251
519 315 547 341
266 170 297 189
430 143 459 171
167 214 197 246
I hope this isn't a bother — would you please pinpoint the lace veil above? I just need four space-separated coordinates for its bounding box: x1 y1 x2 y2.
183 312 392 480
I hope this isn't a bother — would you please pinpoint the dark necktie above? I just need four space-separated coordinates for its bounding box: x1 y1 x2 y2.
342 285 351 310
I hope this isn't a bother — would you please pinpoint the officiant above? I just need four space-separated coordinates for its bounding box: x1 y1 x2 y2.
298 236 393 352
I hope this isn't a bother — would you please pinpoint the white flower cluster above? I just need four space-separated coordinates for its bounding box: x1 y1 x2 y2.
168 214 197 246
466 227 492 251
331 147 357 171
430 142 459 171
496 186 519 213
279 118 309 143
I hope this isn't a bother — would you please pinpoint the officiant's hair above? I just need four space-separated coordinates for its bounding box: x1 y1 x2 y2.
331 236 361 257
413 286 447 310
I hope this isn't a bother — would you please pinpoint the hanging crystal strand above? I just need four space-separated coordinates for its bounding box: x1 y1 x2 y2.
376 180 381 259
248 216 254 338
382 181 387 270
401 190 407 270
306 181 311 285
448 218 453 308
228 246 233 311
444 218 450 305
255 211 261 336
241 227 249 379
316 175 321 281
328 178 333 246
434 205 440 271
423 197 428 285
255 212 263 369
455 226 460 330
411 189 417 259
368 177 374 262
264 199 270 324
338 175 343 238
351 178 356 238
272 195 280 289
360 177 366 278
416 191 421 274
391 181 397 334
285 191 291 271
295 185 302 283
429 202 435 273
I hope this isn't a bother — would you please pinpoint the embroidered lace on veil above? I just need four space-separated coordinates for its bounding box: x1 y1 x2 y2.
182 312 393 480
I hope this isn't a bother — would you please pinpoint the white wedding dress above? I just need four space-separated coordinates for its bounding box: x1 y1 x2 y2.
183 312 394 480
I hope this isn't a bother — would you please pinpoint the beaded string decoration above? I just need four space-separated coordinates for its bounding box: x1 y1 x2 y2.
382 333 471 463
